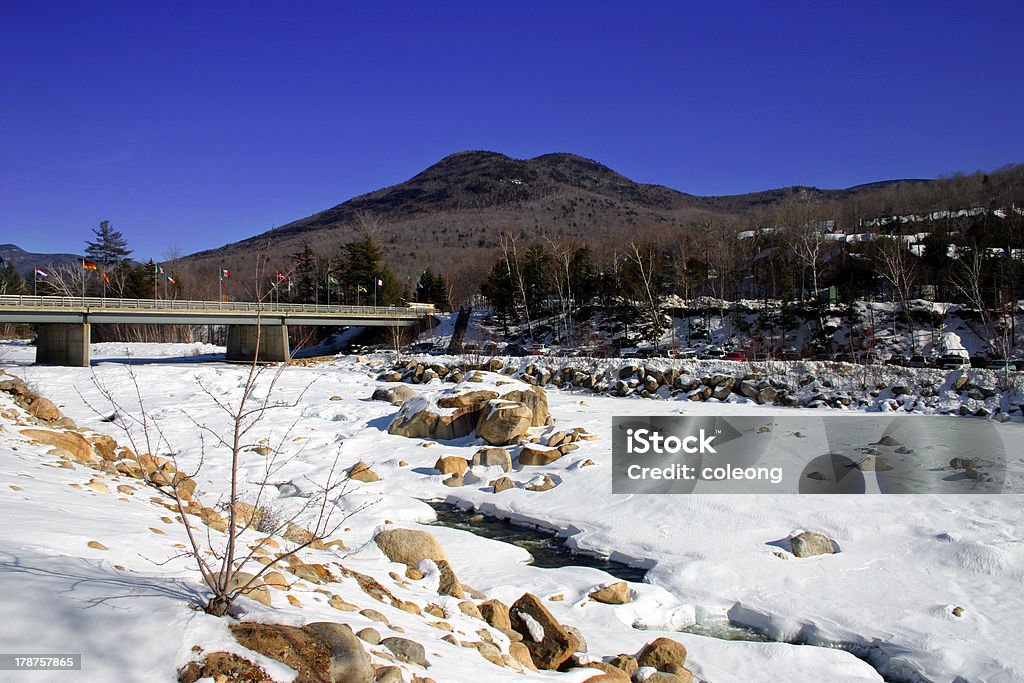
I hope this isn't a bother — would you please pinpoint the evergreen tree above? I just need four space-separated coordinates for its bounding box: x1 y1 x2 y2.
415 268 450 309
85 220 132 265
292 242 317 302
0 263 25 294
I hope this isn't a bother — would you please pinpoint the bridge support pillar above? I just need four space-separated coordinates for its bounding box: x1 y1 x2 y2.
226 324 290 363
35 323 91 367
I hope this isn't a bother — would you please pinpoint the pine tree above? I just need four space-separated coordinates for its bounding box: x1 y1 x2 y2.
292 242 317 302
415 268 450 309
85 220 132 265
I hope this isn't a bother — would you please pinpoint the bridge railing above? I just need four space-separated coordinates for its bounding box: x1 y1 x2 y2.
0 295 434 317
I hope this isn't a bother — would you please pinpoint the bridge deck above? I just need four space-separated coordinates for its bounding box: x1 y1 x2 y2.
0 295 432 326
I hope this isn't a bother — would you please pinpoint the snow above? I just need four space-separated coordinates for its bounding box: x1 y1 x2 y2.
517 610 545 642
2 342 1021 681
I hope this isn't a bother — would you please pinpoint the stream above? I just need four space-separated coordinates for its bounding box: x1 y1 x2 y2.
425 499 917 680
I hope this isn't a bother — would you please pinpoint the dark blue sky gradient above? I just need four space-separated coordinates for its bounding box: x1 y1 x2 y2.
2 1 1022 260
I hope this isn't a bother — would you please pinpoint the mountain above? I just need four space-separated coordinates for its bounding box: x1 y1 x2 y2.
0 244 84 281
180 150 998 300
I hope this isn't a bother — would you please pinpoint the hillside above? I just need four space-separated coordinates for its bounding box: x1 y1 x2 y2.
0 244 84 281
176 152 1022 302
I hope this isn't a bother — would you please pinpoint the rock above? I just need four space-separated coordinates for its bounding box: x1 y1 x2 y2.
458 600 483 619
442 473 464 487
374 528 447 567
546 430 566 447
952 606 964 617
305 622 376 683
359 608 389 624
589 581 630 604
374 665 404 682
565 625 587 653
372 385 417 406
490 476 515 493
856 455 893 471
356 627 381 645
433 455 468 475
20 428 97 464
479 599 512 631
29 397 61 421
607 654 638 676
637 637 688 671
472 447 512 472
435 559 464 598
87 540 108 551
178 651 273 683
806 471 827 481
790 531 836 558
518 444 563 466
508 641 538 671
476 400 533 446
230 622 373 683
526 475 556 492
381 637 429 668
510 593 579 670
348 461 380 482
949 458 977 470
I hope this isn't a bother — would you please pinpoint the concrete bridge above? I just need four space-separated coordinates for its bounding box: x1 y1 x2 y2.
0 295 434 366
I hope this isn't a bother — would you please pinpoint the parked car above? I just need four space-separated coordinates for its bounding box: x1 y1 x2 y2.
970 355 990 368
722 351 748 362
937 354 970 370
526 343 549 356
701 348 725 360
906 355 930 368
986 359 1017 372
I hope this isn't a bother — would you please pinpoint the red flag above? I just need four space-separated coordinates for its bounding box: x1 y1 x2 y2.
83 261 98 270
276 273 287 282
102 273 110 284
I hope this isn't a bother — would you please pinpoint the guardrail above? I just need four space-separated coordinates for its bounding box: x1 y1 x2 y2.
0 295 434 316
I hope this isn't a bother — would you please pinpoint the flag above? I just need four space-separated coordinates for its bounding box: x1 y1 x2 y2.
327 275 339 285
34 268 48 278
220 269 230 279
154 263 164 274
102 273 110 284
356 285 367 293
376 278 383 287
276 273 287 282
83 261 98 270
166 276 176 284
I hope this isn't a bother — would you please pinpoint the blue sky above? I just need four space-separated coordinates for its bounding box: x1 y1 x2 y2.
2 1 1022 261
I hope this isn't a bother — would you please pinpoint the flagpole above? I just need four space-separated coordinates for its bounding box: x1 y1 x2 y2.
81 260 85 303
154 263 159 301
33 266 37 297
373 278 377 308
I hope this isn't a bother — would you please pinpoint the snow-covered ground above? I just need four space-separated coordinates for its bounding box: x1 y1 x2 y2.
2 342 1022 681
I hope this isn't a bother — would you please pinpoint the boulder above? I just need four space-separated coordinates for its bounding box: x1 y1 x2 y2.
518 444 563 466
437 389 499 409
380 637 429 668
388 395 480 440
589 581 630 604
509 642 537 671
433 456 469 475
476 400 533 446
305 622 375 683
526 475 556 492
490 476 515 493
636 637 688 671
371 384 417 406
510 593 579 670
373 528 463 598
472 447 512 472
790 531 836 558
29 396 61 421
348 461 380 482
20 428 97 464
479 599 512 631
230 622 373 683
178 652 273 683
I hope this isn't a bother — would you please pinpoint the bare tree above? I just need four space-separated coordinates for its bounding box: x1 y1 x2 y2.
626 240 663 348
875 237 920 352
498 232 533 340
